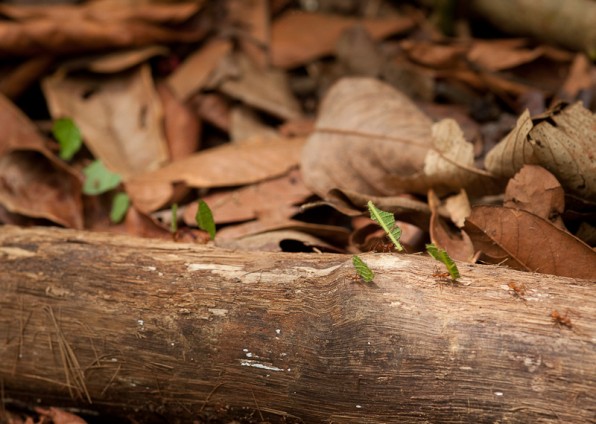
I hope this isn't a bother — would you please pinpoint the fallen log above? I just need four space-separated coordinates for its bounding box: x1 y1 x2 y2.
0 225 594 423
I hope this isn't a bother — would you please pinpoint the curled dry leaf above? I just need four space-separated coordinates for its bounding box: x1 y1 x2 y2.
128 136 305 213
0 94 83 229
301 77 503 201
464 205 596 280
428 190 475 263
529 102 596 201
504 165 565 229
486 102 596 201
43 64 169 179
217 230 342 253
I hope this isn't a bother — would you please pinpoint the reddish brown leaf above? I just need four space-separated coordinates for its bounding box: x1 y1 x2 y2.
464 205 596 279
271 11 415 69
157 83 201 162
0 94 83 228
504 165 565 229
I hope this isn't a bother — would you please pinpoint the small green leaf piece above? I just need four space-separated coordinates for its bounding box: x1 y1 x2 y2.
171 203 178 233
82 160 122 195
196 200 216 240
110 192 130 223
352 255 374 282
367 201 403 251
426 243 460 280
52 118 82 161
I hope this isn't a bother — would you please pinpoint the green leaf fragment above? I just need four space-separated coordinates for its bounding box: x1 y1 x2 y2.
82 160 122 195
367 201 403 251
110 192 130 223
171 203 178 233
196 200 216 240
352 255 374 282
52 118 82 161
426 243 460 280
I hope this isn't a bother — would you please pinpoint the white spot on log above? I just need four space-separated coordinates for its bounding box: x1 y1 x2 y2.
494 391 503 396
145 266 157 271
187 263 242 272
0 247 36 259
246 352 253 358
208 308 228 316
459 366 472 371
275 329 281 335
137 320 144 326
243 348 248 352
240 360 283 372
356 405 362 409
360 255 410 270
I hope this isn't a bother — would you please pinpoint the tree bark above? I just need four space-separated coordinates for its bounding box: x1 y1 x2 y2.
0 225 594 423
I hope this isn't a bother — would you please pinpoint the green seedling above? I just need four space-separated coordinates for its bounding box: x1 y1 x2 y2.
195 200 216 240
110 192 130 224
82 160 122 195
367 201 403 251
171 203 178 233
352 255 374 282
426 243 460 281
52 117 82 161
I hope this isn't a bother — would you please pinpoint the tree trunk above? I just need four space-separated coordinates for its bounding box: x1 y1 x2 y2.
0 226 594 423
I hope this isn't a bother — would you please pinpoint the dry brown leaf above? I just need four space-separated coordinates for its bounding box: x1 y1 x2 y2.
43 64 169 178
271 11 416 69
217 230 341 253
190 93 231 132
0 2 205 57
35 407 87 424
467 39 544 72
484 109 537 177
218 53 302 120
127 136 305 213
428 190 475 262
529 102 596 201
182 169 311 225
166 39 232 100
215 218 350 246
559 54 595 101
439 189 471 228
301 77 433 197
424 119 503 197
157 83 201 161
60 45 169 74
227 0 270 68
0 94 83 228
464 205 596 279
302 78 502 200
504 165 565 229
400 40 468 69
230 105 278 142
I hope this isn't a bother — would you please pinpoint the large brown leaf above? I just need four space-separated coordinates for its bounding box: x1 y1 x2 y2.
301 77 502 199
464 205 596 279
